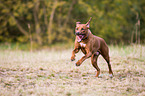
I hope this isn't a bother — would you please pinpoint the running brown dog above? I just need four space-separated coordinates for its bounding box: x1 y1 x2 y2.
71 17 113 77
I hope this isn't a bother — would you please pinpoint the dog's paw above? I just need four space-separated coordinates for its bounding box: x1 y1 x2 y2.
98 74 103 78
76 61 81 66
95 74 102 78
71 56 75 61
109 74 113 78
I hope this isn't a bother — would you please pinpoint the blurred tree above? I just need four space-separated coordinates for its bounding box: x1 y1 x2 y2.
0 0 144 46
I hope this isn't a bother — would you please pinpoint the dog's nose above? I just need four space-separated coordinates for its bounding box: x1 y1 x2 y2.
75 32 80 35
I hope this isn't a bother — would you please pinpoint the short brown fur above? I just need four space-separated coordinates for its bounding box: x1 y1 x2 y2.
71 17 113 77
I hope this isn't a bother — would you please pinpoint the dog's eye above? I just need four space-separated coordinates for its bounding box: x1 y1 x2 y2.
81 28 84 30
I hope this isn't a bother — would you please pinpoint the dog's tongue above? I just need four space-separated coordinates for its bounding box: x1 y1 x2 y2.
77 35 84 42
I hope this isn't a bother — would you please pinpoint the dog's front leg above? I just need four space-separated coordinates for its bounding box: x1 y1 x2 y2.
76 52 92 66
71 47 80 61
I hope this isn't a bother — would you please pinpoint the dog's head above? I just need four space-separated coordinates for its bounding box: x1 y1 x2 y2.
75 17 92 42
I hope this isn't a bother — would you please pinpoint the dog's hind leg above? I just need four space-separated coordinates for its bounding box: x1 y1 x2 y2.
105 56 113 78
91 52 100 77
101 48 113 77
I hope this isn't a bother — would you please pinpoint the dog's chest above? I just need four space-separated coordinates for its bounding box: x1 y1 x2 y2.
80 43 86 47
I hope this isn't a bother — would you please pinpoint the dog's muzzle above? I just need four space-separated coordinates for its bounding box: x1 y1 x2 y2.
76 34 85 42
75 32 86 42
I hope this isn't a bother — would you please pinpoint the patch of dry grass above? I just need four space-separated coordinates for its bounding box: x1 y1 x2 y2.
0 45 145 96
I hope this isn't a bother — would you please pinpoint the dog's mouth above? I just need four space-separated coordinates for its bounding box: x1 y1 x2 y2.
76 34 85 42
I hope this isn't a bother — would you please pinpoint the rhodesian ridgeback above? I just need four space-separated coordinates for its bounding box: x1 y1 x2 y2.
71 17 113 77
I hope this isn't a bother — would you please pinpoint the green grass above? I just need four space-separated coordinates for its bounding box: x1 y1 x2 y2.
0 42 74 51
0 43 31 50
0 44 145 96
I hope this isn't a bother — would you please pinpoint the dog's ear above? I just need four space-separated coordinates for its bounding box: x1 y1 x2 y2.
86 17 92 28
76 22 81 27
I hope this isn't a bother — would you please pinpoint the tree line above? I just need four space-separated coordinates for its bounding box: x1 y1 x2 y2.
0 0 144 46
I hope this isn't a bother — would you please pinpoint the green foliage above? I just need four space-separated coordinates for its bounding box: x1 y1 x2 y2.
0 0 144 46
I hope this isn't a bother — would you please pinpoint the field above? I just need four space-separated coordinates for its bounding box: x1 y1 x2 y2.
0 45 145 96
